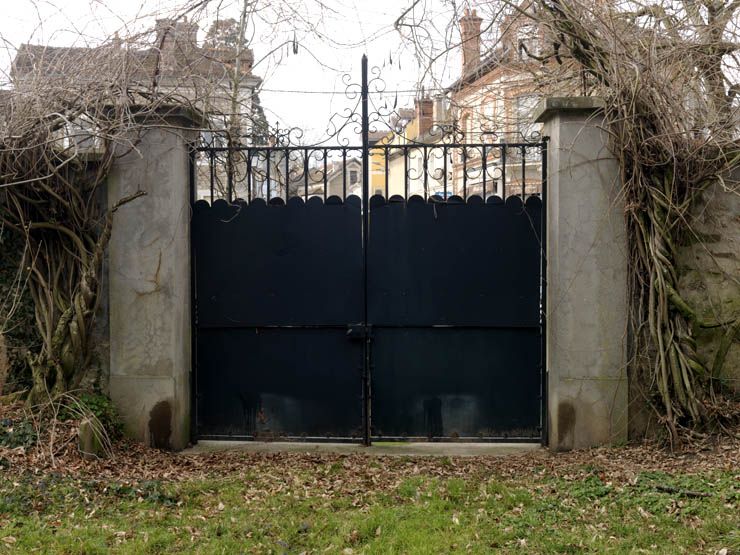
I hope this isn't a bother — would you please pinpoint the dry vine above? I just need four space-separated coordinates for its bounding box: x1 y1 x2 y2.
530 0 740 442
398 0 739 443
0 3 266 406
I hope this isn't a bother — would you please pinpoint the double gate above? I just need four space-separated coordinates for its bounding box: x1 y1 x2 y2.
191 57 547 444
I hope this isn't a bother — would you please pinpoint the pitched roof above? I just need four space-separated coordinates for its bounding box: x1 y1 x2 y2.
12 34 258 88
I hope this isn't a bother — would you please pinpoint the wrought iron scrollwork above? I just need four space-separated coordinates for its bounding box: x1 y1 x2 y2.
192 57 545 205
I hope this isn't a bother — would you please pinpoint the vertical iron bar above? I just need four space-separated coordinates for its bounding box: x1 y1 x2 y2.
521 146 526 199
247 150 252 202
361 55 371 447
501 145 507 199
540 139 548 446
423 146 428 199
403 146 409 199
285 148 290 201
304 148 309 200
482 145 487 199
227 147 234 202
443 146 448 199
266 150 271 201
323 149 328 201
209 150 215 203
384 147 389 198
342 149 347 199
462 147 467 199
188 144 198 444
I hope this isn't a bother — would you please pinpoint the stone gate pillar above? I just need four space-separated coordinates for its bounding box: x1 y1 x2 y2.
534 98 629 451
106 110 199 450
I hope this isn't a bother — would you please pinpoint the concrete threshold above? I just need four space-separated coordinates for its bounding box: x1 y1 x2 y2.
184 441 541 457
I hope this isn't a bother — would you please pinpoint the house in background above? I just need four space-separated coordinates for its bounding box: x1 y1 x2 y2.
366 3 548 200
447 5 546 197
285 157 363 199
11 17 265 202
369 98 453 198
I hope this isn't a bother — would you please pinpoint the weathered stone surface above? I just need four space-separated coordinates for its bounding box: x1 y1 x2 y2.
540 99 629 451
106 117 197 451
78 417 106 460
676 171 740 393
533 97 605 123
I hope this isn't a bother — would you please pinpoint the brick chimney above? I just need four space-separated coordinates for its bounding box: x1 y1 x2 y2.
415 97 434 137
460 8 482 75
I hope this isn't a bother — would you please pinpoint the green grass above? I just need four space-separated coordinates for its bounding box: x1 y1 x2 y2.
0 465 737 554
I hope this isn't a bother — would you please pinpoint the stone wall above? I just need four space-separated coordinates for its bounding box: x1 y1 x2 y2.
677 170 740 394
103 100 640 451
535 98 629 451
106 115 197 450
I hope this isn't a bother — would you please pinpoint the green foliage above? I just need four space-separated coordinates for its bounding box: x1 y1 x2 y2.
0 418 37 448
0 230 37 393
102 480 179 506
0 475 178 518
62 392 123 440
0 467 736 553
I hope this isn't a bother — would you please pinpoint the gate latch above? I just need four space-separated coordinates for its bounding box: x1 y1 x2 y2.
346 324 371 341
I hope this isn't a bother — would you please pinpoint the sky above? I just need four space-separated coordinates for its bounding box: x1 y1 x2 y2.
0 0 468 143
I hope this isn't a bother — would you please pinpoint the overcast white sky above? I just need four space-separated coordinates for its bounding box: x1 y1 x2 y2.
0 0 468 143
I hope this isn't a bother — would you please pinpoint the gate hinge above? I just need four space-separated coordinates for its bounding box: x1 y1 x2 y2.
346 324 372 341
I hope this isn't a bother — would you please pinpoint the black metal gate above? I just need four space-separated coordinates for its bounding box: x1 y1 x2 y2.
191 57 547 444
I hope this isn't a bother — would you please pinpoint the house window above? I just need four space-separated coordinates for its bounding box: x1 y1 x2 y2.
461 114 472 140
349 169 358 184
515 95 540 139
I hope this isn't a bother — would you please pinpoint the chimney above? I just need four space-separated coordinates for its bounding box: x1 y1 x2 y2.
460 8 482 75
433 94 450 125
415 97 434 137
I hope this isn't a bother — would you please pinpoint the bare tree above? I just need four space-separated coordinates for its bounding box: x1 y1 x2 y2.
0 1 269 405
399 0 740 442
0 0 342 406
533 1 739 442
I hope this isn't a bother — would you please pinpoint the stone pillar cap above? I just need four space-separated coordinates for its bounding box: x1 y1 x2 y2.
103 104 208 128
533 97 605 123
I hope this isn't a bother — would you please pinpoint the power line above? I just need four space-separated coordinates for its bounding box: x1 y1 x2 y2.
258 86 450 95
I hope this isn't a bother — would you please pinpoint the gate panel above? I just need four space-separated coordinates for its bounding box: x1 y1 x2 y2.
371 328 540 439
192 196 364 439
195 196 363 327
196 328 363 438
368 195 543 439
368 195 541 327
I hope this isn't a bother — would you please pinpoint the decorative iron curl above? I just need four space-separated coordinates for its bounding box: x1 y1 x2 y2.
271 124 305 147
462 146 485 181
324 102 363 146
342 71 362 100
427 123 465 144
368 65 386 93
427 145 453 185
